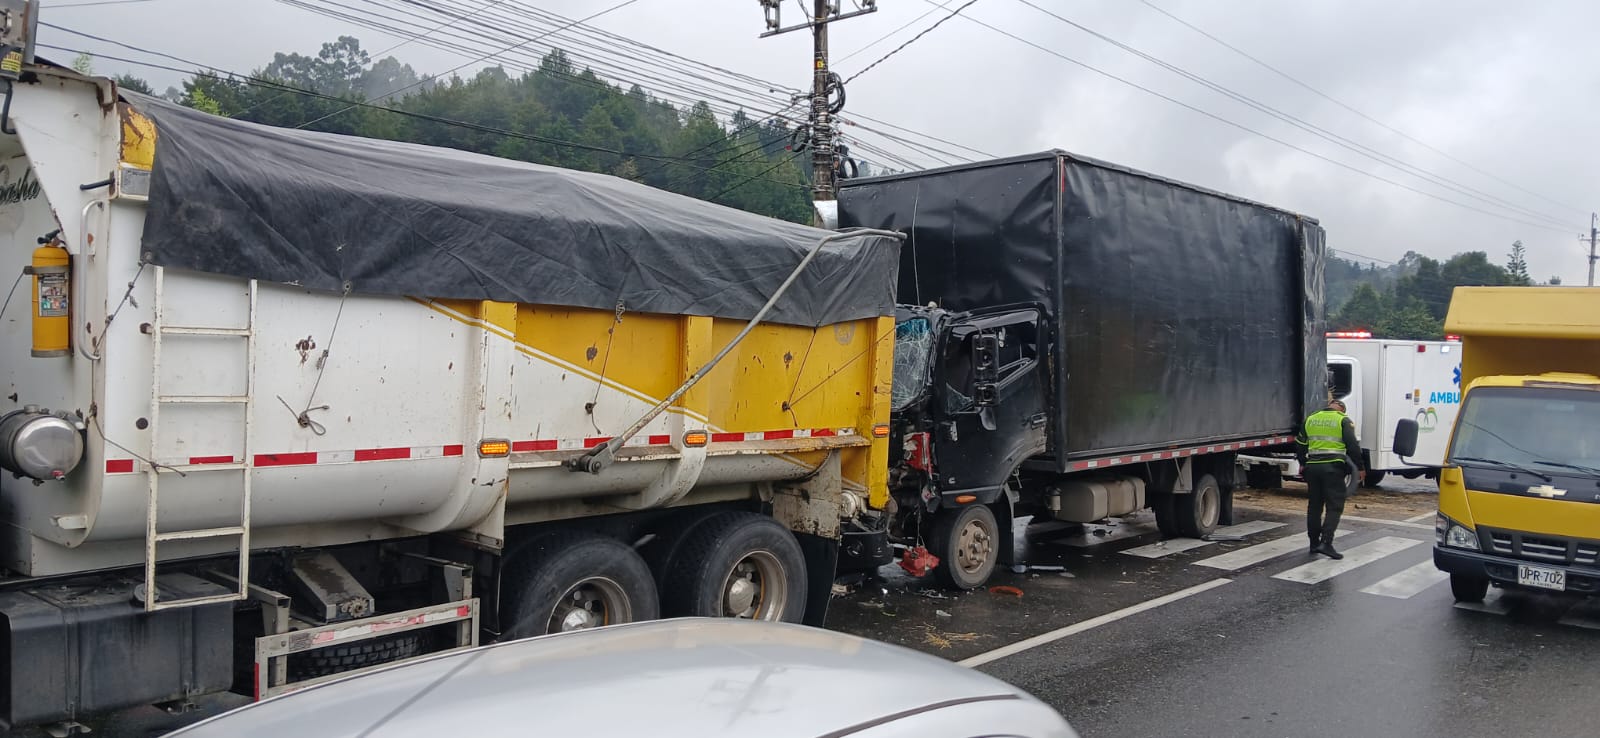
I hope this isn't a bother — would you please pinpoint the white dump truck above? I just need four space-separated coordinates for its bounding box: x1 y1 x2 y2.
0 17 900 731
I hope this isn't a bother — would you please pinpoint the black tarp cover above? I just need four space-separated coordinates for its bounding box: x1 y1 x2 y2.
839 151 1327 464
127 94 899 327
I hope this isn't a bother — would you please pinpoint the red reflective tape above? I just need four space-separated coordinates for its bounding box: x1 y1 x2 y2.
763 430 795 440
647 435 672 445
514 440 558 452
106 459 134 474
189 455 234 465
443 444 465 456
354 447 410 462
456 605 471 617
584 437 610 449
711 432 744 443
255 452 317 468
811 429 837 437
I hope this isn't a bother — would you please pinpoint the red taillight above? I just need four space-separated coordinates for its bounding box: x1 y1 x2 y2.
903 431 932 472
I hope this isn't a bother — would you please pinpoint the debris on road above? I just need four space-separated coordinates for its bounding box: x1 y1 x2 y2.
989 585 1025 598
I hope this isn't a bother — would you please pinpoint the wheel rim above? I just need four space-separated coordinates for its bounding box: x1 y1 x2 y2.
549 576 632 633
720 550 789 620
955 515 995 576
1198 484 1220 529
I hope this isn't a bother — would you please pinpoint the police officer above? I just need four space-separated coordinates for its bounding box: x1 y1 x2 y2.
1297 398 1363 560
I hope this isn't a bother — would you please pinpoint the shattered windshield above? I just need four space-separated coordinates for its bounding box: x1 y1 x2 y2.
892 318 934 412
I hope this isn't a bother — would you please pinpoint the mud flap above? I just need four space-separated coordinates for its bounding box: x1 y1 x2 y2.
795 532 839 627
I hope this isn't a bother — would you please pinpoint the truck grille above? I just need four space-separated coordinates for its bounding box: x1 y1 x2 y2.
1484 528 1600 566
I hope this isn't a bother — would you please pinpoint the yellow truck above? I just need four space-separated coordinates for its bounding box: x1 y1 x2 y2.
1394 287 1600 602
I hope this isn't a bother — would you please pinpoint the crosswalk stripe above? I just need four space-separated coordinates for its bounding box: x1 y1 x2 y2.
1121 520 1285 559
1272 536 1425 584
1360 561 1449 599
1453 592 1512 616
1556 600 1600 630
1194 530 1351 571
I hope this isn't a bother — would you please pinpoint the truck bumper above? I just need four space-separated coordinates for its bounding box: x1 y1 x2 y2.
1433 545 1600 595
0 573 234 730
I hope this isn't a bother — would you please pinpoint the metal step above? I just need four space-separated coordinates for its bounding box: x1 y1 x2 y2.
157 395 249 404
161 326 251 337
154 525 246 542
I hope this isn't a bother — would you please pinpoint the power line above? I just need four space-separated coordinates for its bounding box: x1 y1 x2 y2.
1012 0 1575 231
843 0 979 85
48 0 162 8
294 0 647 128
1138 0 1588 217
37 40 810 191
929 0 1579 235
834 4 943 64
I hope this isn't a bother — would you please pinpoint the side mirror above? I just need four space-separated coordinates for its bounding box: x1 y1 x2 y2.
972 333 1000 383
1393 419 1419 459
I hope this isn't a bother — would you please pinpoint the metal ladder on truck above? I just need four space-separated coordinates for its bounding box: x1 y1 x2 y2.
142 269 256 611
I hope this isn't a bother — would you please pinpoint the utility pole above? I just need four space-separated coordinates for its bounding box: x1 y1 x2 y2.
1589 213 1597 287
758 1 876 218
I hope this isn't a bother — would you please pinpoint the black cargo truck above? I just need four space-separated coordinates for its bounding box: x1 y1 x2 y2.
838 151 1328 589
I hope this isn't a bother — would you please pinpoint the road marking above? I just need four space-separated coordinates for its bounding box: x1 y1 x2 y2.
1340 515 1433 531
1272 536 1425 584
1454 592 1512 616
1194 530 1351 571
1120 520 1285 559
1404 512 1438 524
958 579 1232 668
1360 561 1449 599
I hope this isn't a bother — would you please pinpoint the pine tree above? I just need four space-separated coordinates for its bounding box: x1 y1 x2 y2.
1505 240 1532 285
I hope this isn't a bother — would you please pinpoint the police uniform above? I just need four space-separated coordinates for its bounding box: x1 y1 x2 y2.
1297 403 1363 559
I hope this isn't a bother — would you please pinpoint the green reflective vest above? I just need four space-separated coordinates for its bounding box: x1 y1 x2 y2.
1303 410 1348 464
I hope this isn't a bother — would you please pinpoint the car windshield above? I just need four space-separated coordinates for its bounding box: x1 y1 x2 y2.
891 317 934 412
1449 386 1600 474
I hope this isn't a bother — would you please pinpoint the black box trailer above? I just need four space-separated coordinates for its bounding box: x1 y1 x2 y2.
838 151 1327 589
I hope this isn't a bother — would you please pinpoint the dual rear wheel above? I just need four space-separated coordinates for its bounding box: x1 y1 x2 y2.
500 512 808 640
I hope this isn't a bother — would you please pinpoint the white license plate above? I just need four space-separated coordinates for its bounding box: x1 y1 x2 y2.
1517 564 1566 591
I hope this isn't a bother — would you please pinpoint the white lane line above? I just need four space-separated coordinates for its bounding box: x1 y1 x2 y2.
958 579 1232 668
1454 592 1512 616
1273 536 1425 584
1341 514 1433 531
1404 512 1438 524
1360 561 1450 599
1195 530 1351 571
1120 520 1285 559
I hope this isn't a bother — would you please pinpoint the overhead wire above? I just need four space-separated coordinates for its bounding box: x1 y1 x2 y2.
843 0 979 85
925 0 1579 235
1138 0 1588 217
1011 0 1575 230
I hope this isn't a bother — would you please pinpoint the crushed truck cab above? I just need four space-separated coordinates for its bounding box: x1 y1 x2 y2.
1401 287 1600 603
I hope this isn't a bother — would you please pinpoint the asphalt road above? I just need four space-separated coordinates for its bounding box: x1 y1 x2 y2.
830 499 1599 738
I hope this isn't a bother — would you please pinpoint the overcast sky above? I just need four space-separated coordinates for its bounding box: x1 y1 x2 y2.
40 0 1600 285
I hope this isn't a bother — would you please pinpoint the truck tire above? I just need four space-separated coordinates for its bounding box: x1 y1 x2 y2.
928 504 999 590
1450 572 1489 603
661 512 808 622
287 631 426 681
1361 470 1387 489
1175 474 1222 539
1149 490 1181 538
501 532 659 640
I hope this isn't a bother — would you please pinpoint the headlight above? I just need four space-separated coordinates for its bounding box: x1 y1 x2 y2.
1435 513 1448 545
0 408 84 481
1445 523 1479 550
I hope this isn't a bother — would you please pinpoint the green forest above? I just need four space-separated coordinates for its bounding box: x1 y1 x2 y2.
105 37 820 224
96 38 1561 338
1327 240 1559 339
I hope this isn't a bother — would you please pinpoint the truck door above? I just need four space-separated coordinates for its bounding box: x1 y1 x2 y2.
933 307 1049 501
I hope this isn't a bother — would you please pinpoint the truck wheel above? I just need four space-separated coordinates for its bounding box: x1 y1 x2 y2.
1361 470 1387 489
1176 474 1222 538
501 532 659 640
661 512 807 622
929 504 999 590
1150 491 1181 538
1450 572 1489 603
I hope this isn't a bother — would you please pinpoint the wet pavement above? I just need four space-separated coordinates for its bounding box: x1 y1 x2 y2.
27 487 1600 738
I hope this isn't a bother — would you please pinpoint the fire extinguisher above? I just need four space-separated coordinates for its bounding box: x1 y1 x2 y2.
24 230 69 358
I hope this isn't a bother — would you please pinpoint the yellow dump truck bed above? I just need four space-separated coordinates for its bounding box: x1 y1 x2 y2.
1445 287 1600 386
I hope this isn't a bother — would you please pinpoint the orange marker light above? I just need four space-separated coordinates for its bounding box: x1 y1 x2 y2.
872 424 890 438
683 430 709 447
477 439 511 457
955 494 977 504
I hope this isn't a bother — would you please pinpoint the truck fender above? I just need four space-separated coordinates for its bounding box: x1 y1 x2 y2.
991 484 1019 567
